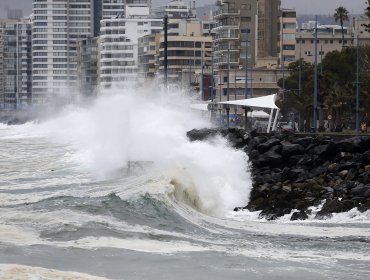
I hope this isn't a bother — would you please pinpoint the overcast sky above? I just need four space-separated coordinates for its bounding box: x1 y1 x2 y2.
0 0 368 17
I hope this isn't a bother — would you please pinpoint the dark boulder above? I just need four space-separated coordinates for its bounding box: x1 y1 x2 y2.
310 143 335 157
289 168 306 181
246 197 269 211
186 128 220 141
350 185 369 197
257 138 280 153
293 137 314 149
255 150 283 166
281 141 304 157
335 137 362 153
291 210 309 221
248 136 268 151
320 198 350 214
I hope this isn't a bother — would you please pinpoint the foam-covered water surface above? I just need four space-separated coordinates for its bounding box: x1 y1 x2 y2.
0 88 369 279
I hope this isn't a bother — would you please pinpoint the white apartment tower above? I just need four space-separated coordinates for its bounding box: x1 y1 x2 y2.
99 3 161 89
32 0 94 105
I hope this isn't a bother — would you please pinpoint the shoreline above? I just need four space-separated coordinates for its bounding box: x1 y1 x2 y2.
187 128 370 221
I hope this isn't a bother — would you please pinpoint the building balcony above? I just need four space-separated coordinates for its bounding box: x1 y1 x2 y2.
214 9 240 19
213 34 239 41
212 21 239 30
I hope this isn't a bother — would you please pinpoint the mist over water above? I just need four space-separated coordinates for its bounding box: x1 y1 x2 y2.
16 86 250 215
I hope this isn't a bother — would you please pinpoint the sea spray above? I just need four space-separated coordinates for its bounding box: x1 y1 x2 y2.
13 86 251 216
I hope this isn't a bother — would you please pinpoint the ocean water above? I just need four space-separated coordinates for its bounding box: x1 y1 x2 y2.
0 88 370 280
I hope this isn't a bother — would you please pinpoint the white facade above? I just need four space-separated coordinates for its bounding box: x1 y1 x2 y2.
153 0 195 19
99 8 162 88
32 0 94 105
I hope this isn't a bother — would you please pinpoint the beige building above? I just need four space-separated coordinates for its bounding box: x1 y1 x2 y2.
296 30 355 64
355 16 370 45
280 9 297 65
213 0 281 100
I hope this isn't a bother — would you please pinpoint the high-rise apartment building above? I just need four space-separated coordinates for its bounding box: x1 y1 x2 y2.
214 0 280 70
0 19 32 109
213 0 281 99
32 0 94 105
76 37 100 96
157 19 213 85
99 4 162 89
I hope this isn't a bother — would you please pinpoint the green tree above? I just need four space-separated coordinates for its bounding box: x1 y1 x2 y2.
277 60 314 131
363 2 370 33
279 46 370 132
334 6 349 48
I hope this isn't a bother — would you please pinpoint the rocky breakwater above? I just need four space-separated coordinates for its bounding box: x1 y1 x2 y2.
187 128 370 221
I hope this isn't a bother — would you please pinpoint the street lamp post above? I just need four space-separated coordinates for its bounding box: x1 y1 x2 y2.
320 44 323 75
356 34 360 134
211 48 214 102
201 43 204 101
245 31 249 99
226 47 230 127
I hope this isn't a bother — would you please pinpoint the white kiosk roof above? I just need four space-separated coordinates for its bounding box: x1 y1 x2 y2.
218 94 279 110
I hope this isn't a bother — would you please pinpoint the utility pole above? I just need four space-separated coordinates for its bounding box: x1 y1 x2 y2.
356 35 360 134
313 16 318 133
320 45 323 75
226 47 230 127
211 48 214 102
245 31 249 99
201 44 204 101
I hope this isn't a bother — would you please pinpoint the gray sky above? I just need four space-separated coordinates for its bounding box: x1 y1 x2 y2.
281 0 367 15
0 0 368 17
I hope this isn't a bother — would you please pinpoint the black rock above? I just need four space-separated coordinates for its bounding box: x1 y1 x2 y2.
291 210 309 221
310 143 335 156
281 141 304 157
255 150 283 166
289 168 306 181
292 137 314 148
350 185 368 197
320 198 349 214
315 211 333 220
257 138 281 153
335 137 362 153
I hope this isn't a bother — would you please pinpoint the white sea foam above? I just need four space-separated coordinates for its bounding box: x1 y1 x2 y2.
1 86 251 216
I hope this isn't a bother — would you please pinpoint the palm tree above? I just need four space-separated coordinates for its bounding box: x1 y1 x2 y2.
334 6 349 48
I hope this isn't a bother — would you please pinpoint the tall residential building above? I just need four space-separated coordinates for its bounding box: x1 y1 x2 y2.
280 9 297 65
138 33 161 80
99 5 162 89
157 18 213 86
77 37 100 96
0 19 32 109
214 0 280 72
213 0 281 99
32 0 94 105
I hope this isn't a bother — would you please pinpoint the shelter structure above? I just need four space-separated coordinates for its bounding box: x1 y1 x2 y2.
218 94 280 132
